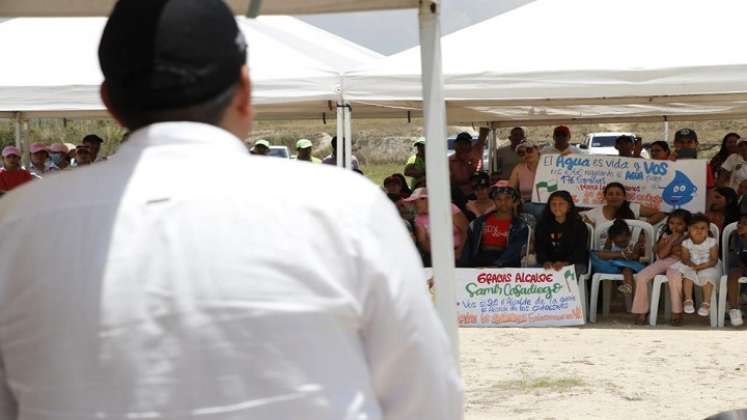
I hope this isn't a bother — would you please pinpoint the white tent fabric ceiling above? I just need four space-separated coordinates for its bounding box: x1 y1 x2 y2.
0 0 419 17
0 16 381 119
344 0 747 123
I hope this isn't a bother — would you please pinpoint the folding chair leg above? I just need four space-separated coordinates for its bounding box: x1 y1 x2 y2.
590 276 601 323
663 284 672 322
649 280 661 326
718 276 728 327
710 288 718 328
578 277 588 322
602 281 612 319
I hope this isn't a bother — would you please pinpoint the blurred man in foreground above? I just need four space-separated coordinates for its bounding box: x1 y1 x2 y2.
0 0 462 419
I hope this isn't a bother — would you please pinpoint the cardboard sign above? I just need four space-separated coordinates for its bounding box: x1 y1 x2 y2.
532 154 706 213
455 266 584 327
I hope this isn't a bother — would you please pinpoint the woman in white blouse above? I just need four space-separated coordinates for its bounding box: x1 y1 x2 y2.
582 182 665 227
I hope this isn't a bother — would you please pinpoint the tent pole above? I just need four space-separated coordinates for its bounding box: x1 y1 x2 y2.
344 103 353 170
418 0 459 362
663 118 669 142
336 100 344 167
488 124 497 177
14 112 22 150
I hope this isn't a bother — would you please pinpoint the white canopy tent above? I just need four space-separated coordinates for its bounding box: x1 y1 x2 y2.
344 0 747 125
1 0 460 364
0 0 417 17
0 16 381 119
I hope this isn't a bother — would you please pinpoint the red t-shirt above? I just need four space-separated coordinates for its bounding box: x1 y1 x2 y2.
0 169 33 192
481 214 511 249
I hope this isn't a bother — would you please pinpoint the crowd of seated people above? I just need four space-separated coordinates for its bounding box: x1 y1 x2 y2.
385 125 747 328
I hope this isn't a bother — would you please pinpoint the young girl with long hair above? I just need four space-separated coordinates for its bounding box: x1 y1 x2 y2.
534 190 589 278
630 209 691 325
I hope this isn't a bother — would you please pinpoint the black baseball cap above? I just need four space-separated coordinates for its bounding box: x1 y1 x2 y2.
455 132 473 144
616 135 634 144
82 134 104 144
674 128 698 142
99 0 247 112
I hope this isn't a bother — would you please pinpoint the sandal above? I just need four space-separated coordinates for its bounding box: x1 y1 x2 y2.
683 300 695 314
634 314 647 325
697 302 711 317
671 314 683 327
618 283 633 295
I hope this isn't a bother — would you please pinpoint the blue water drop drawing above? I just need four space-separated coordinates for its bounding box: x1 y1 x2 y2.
661 170 698 209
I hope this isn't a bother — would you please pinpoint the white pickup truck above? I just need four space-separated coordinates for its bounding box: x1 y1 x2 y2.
578 132 649 158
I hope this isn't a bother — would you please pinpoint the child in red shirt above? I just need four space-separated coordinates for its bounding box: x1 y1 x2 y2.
0 146 33 192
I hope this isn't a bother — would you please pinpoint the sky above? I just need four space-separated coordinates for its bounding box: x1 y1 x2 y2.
299 0 534 55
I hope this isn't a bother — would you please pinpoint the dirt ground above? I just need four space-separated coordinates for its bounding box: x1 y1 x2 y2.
461 316 747 420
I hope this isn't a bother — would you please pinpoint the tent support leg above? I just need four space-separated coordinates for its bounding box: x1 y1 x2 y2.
336 101 344 167
344 103 352 170
418 0 459 363
488 125 497 177
14 112 22 151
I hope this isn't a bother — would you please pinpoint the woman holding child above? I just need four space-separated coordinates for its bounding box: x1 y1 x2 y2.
581 182 665 229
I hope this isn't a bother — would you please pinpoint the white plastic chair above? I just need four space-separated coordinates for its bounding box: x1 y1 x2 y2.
718 222 747 327
590 220 655 323
521 225 533 268
574 223 593 322
650 223 720 326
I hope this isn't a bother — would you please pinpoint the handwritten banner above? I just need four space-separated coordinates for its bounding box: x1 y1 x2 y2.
454 266 584 327
532 154 706 213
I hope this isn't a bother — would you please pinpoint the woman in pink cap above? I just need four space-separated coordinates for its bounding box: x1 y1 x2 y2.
49 143 72 170
0 146 33 193
405 187 469 265
28 143 59 177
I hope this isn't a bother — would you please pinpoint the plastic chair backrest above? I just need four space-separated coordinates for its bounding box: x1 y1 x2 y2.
582 222 593 276
722 222 738 273
595 219 656 263
522 224 533 267
710 222 720 245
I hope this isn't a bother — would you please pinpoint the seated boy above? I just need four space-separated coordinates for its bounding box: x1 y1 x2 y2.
458 185 528 268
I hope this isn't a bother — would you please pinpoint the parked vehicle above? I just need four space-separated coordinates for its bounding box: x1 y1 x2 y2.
268 145 290 159
579 132 649 158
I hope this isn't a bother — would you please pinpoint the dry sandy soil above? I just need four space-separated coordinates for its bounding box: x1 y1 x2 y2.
461 316 747 420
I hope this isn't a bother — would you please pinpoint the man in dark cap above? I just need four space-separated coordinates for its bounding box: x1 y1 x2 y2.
0 0 461 419
82 134 105 161
541 125 581 156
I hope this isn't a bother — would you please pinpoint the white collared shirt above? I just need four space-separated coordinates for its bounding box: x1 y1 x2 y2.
0 122 461 420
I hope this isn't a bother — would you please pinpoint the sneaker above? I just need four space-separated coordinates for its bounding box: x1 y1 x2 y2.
684 300 695 314
729 309 744 327
697 303 710 317
617 283 633 295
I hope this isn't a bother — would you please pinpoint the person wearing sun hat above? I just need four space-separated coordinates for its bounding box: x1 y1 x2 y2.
404 137 426 189
28 143 59 177
250 139 271 156
295 138 320 163
404 187 469 266
459 182 529 268
48 143 72 170
0 145 33 192
0 0 461 417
